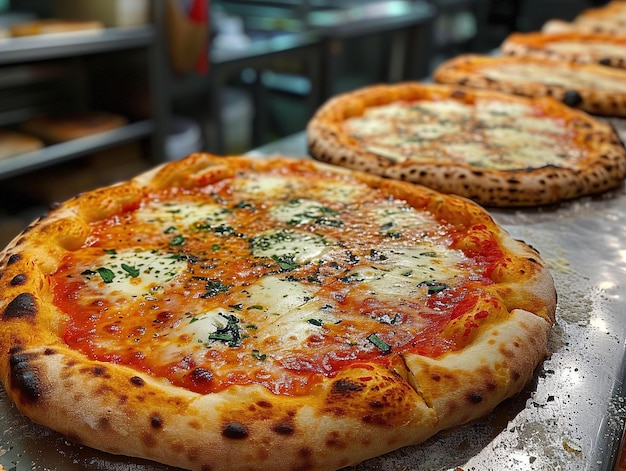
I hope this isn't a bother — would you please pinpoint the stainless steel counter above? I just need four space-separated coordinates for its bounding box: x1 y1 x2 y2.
1 132 625 471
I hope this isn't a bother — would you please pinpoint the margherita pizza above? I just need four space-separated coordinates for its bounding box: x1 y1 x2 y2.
307 82 626 207
501 31 626 69
434 54 626 118
542 0 626 35
0 154 556 470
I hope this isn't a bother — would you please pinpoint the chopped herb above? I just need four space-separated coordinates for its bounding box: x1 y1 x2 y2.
234 201 255 210
168 253 190 262
229 304 243 311
420 251 437 257
169 235 185 246
339 273 363 284
307 318 323 327
211 244 221 251
203 280 231 298
81 269 96 276
96 267 115 283
385 231 403 239
193 222 212 231
207 314 241 347
189 317 200 324
214 224 236 235
252 349 267 360
164 226 178 234
368 249 388 261
208 332 234 342
272 254 299 271
246 324 258 330
419 281 448 294
247 305 264 310
367 333 391 353
103 249 117 255
121 263 140 278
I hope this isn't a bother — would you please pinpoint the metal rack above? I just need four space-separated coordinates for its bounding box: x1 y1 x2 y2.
0 10 167 181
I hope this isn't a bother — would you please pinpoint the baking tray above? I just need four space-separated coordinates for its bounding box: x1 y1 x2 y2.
2 132 626 471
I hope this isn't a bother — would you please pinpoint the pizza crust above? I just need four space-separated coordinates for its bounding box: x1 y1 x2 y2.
501 31 626 69
307 82 626 207
0 154 557 470
433 54 626 118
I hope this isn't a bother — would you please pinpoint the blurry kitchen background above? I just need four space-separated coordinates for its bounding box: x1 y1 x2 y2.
0 0 608 244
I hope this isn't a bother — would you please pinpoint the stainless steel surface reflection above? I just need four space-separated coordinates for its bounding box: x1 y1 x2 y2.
1 133 625 471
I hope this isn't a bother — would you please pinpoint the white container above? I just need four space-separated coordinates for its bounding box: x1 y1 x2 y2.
220 87 254 154
166 116 203 161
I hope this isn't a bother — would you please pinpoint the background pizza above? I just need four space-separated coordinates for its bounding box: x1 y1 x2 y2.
501 31 626 69
307 82 626 207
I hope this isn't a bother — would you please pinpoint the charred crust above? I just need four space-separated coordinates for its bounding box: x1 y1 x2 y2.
271 421 295 436
222 422 249 439
91 366 109 377
332 378 365 395
130 376 145 387
3 293 38 319
467 391 483 404
150 413 164 429
9 352 43 403
451 89 467 99
563 90 583 107
7 254 22 265
10 274 26 286
44 348 56 355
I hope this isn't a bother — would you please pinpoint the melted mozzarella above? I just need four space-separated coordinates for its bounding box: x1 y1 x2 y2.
269 199 342 226
344 95 581 170
250 228 330 264
136 202 229 231
232 174 302 199
413 99 472 118
177 310 231 342
81 249 187 297
374 204 439 233
484 63 626 92
236 276 335 354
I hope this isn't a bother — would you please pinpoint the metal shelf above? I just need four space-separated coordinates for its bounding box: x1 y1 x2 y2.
0 120 154 180
0 26 156 65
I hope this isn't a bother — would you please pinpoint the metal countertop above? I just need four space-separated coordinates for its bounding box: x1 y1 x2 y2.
1 132 625 471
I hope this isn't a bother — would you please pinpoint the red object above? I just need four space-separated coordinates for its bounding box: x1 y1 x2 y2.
188 0 209 74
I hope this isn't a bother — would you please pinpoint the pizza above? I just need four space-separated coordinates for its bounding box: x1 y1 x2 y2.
9 19 103 37
307 82 626 207
501 31 626 69
433 54 626 118
0 154 556 470
21 111 127 143
0 129 43 160
542 0 626 35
